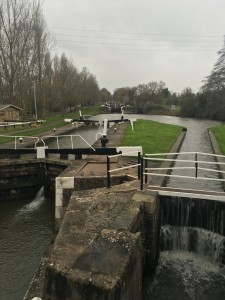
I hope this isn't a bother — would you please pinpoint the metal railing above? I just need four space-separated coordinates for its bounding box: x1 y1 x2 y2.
0 135 39 149
40 135 95 151
0 120 46 129
0 134 95 151
141 151 225 190
107 150 141 188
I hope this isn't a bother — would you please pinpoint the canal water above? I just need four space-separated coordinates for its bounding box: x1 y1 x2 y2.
0 188 55 300
0 114 224 299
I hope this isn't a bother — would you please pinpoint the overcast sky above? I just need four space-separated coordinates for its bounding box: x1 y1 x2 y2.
43 0 225 94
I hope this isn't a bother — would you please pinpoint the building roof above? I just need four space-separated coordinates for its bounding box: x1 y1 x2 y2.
0 104 23 111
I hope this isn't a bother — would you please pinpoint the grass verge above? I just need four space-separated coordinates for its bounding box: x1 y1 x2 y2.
123 119 183 155
210 124 225 155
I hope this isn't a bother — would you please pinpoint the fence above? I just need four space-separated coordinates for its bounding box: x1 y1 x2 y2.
40 134 95 151
141 151 225 190
107 148 142 188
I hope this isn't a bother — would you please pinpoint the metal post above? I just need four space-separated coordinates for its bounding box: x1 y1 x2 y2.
103 119 108 135
107 156 110 188
71 135 74 149
145 157 148 183
140 157 144 190
138 151 141 179
195 153 198 178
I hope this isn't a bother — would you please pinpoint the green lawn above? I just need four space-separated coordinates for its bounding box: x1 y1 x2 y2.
210 124 225 155
123 119 183 155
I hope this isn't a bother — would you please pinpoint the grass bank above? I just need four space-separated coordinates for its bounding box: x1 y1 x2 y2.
210 124 225 155
123 119 183 154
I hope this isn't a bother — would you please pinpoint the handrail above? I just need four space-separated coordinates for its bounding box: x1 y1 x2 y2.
0 121 32 127
107 149 141 188
145 157 225 166
41 135 95 151
141 151 225 190
0 135 39 149
145 151 225 159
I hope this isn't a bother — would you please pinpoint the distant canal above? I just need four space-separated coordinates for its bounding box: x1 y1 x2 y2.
0 114 224 299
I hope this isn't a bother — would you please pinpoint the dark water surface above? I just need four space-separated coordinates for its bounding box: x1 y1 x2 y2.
0 189 54 300
0 114 224 299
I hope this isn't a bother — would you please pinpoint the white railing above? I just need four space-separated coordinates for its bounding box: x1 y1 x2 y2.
0 134 96 151
40 135 95 151
0 121 32 128
0 120 46 128
107 147 142 188
0 135 39 149
141 152 225 190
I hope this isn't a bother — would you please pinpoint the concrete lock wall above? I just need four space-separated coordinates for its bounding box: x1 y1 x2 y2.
55 175 128 228
42 185 160 300
0 160 69 201
0 161 44 201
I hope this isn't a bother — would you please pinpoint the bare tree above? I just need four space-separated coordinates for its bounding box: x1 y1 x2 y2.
0 1 34 104
30 2 55 117
77 67 99 106
202 38 225 92
0 0 100 118
0 0 54 118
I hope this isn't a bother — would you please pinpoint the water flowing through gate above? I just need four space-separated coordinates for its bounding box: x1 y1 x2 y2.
142 151 225 299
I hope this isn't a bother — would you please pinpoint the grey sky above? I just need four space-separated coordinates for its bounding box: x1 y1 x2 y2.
43 0 225 94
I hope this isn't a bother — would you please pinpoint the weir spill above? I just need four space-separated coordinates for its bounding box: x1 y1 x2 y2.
144 196 225 299
18 187 45 214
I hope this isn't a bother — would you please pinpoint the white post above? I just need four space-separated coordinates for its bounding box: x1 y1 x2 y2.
131 120 134 131
103 119 108 136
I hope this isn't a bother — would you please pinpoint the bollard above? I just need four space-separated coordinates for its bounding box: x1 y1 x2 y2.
100 135 109 147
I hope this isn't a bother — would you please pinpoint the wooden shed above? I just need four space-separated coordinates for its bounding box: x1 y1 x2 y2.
0 104 23 121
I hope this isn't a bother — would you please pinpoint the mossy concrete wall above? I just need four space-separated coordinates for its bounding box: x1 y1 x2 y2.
42 184 160 300
0 161 43 201
0 160 69 201
55 161 128 228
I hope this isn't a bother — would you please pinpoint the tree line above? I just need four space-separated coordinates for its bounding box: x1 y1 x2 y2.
109 35 225 121
179 38 225 121
104 81 179 115
0 0 100 119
